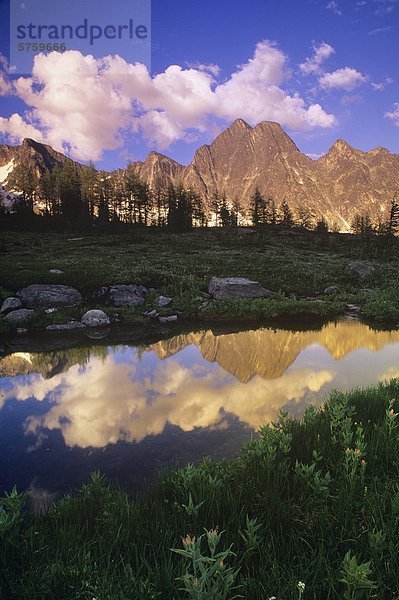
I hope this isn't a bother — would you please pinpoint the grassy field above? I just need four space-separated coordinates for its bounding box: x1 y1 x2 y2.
2 380 399 599
0 228 399 329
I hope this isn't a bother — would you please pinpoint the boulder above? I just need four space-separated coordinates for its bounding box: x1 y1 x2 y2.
158 315 178 323
96 284 148 307
46 321 86 331
1 297 22 314
17 285 83 309
5 309 34 323
143 309 158 318
156 295 172 308
324 286 339 295
81 309 110 327
345 261 375 280
208 277 273 300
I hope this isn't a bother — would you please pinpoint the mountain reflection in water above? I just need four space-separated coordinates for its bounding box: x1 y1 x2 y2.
1 318 399 499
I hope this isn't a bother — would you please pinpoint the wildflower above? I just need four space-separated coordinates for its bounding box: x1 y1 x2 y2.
361 459 366 465
389 409 398 418
182 534 195 548
354 449 361 457
297 581 306 591
345 447 351 455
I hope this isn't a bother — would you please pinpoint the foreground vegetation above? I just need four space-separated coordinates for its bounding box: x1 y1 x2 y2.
1 227 399 333
2 380 399 598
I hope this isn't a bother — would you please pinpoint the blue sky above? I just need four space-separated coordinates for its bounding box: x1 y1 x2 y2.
0 0 398 169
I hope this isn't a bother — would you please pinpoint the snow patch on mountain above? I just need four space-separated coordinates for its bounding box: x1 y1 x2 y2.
0 158 15 183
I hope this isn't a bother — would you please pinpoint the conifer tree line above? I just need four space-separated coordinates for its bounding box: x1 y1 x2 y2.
4 157 399 235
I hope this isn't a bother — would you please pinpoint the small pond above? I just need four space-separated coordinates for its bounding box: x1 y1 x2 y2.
1 318 399 506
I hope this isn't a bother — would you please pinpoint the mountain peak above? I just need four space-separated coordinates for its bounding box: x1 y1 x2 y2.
368 146 389 156
325 139 357 158
332 138 353 150
229 118 252 131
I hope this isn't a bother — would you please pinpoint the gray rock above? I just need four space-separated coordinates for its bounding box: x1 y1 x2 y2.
199 301 210 310
18 284 83 309
46 321 86 331
1 297 22 314
45 307 58 314
345 261 375 279
156 295 172 308
360 288 374 294
96 284 149 307
49 269 63 274
5 309 34 323
208 277 273 300
143 309 158 318
324 286 339 295
16 328 28 334
346 304 361 314
158 315 178 323
81 309 110 327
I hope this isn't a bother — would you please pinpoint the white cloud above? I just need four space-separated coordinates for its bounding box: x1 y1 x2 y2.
299 42 335 76
319 67 368 91
341 94 364 104
368 25 393 34
385 103 399 126
0 113 44 142
0 54 12 96
371 76 394 91
326 1 342 14
186 62 221 77
0 42 337 161
7 354 333 448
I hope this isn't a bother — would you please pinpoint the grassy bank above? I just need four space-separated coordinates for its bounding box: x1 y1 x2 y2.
2 380 399 598
0 228 399 331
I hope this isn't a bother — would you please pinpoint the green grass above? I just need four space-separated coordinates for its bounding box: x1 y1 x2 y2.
1 229 399 326
2 380 399 598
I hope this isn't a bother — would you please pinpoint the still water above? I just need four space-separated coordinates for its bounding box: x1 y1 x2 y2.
1 318 399 504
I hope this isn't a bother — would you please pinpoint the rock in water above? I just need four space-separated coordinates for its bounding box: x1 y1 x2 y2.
81 310 110 327
5 309 34 323
344 261 375 279
0 297 22 314
208 277 273 300
158 315 178 323
46 321 86 331
96 284 149 307
17 285 83 309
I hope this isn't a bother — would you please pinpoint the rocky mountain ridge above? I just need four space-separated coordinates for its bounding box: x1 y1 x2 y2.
1 120 398 229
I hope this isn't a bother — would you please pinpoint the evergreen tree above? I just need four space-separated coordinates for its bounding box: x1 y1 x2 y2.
80 161 98 219
59 160 84 223
8 159 38 214
219 194 232 227
250 187 266 226
315 216 329 233
279 200 294 228
296 205 314 230
211 190 222 226
386 195 399 236
231 196 242 227
39 169 57 215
